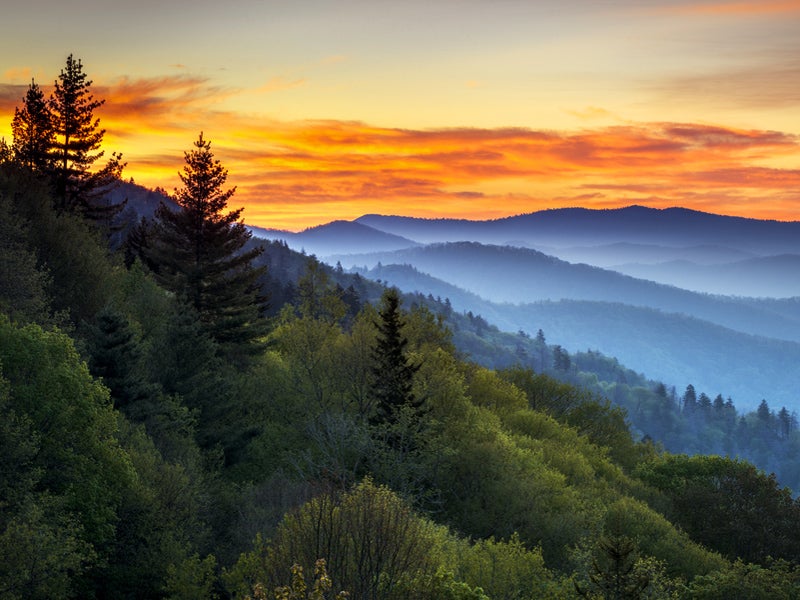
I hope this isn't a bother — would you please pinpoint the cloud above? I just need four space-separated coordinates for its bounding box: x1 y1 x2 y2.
651 61 800 110
566 106 615 121
2 69 799 228
255 77 306 94
3 68 33 82
655 1 800 16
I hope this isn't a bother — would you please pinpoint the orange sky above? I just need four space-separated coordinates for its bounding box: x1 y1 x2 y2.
1 0 799 230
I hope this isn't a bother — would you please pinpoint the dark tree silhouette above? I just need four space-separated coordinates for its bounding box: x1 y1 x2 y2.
369 288 422 428
11 80 54 171
148 132 268 363
49 54 125 220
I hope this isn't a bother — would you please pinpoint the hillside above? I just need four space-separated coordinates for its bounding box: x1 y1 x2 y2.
613 254 800 297
359 263 800 410
335 242 800 344
249 220 419 257
357 206 800 254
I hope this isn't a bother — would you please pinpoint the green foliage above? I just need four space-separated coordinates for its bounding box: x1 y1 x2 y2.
271 559 349 600
601 498 726 579
635 454 800 565
0 316 136 595
466 365 528 414
227 479 455 600
0 183 54 325
0 163 118 326
456 533 569 600
687 559 800 599
165 554 219 600
0 500 90 600
297 258 347 324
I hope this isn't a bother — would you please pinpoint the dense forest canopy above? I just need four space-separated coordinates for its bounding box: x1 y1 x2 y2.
1 56 800 599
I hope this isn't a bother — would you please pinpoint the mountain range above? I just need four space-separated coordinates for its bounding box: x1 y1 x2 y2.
246 205 800 411
122 190 799 412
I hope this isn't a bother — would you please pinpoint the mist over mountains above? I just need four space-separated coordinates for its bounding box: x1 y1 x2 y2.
250 205 800 411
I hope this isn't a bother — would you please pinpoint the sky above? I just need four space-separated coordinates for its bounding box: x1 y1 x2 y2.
1 0 799 230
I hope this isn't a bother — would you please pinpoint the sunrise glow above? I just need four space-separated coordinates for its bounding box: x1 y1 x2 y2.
2 0 799 230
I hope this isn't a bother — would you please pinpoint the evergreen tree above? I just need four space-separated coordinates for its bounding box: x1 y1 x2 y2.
11 79 54 171
148 132 268 363
86 305 155 409
49 54 125 220
577 534 650 600
682 384 697 415
369 288 422 428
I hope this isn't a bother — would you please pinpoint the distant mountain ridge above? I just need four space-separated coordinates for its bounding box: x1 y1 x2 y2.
333 241 800 343
358 263 800 410
248 220 419 257
356 206 800 255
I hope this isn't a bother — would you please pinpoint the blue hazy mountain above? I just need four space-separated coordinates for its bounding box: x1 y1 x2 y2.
249 220 419 257
334 241 800 344
358 262 800 411
612 254 800 298
545 242 757 268
356 206 800 255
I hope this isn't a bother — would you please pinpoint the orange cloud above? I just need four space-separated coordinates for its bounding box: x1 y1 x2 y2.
2 73 799 230
655 1 800 16
3 67 33 82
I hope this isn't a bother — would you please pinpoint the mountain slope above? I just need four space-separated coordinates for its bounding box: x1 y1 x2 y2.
357 206 800 254
336 242 800 344
249 220 418 257
614 254 800 297
358 264 800 410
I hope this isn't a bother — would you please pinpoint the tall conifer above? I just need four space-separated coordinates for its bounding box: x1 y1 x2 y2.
149 132 268 363
49 54 125 220
11 80 54 171
369 288 422 427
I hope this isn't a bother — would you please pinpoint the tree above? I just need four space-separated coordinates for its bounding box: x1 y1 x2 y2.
49 54 125 220
0 187 54 325
635 454 800 564
682 384 697 415
576 534 650 600
149 132 269 363
11 79 54 171
226 479 451 600
86 305 155 409
369 288 422 428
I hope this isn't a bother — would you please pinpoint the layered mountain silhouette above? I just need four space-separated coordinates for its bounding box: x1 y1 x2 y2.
356 206 800 255
249 220 418 257
118 186 799 411
358 263 800 410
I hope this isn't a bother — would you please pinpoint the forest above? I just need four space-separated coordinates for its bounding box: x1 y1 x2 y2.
2 55 800 599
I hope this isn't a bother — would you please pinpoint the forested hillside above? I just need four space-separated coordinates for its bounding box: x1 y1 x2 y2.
2 57 800 599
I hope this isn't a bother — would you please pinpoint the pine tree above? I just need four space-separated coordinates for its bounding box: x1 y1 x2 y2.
49 54 125 220
369 288 422 427
148 132 268 363
86 305 155 409
11 79 54 171
577 534 650 600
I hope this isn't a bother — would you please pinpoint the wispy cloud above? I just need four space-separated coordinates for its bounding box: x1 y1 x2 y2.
651 61 800 110
255 76 306 94
655 1 800 16
2 73 799 229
